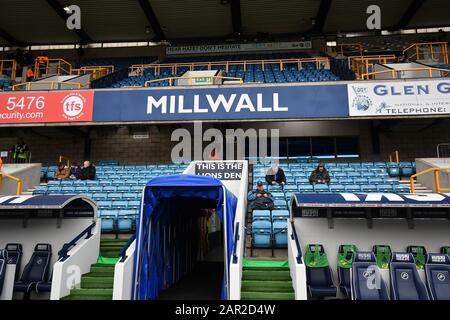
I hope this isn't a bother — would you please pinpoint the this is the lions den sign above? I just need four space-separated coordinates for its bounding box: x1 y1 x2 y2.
348 80 450 117
195 162 243 180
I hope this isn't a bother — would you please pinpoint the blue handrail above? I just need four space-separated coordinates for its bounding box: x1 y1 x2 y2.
119 233 136 262
58 221 96 261
232 222 240 264
290 221 303 264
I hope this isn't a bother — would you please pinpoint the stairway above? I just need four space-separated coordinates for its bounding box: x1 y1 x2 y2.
399 179 433 193
240 260 295 300
62 238 128 300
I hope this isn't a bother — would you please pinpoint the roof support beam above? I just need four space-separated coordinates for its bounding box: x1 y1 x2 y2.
0 27 26 46
230 0 242 36
310 0 333 33
45 0 92 44
389 0 426 31
138 0 165 40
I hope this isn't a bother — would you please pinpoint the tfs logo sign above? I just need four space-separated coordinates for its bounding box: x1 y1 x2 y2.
61 93 85 120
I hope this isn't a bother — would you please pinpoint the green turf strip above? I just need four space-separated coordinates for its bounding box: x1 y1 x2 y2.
243 259 289 268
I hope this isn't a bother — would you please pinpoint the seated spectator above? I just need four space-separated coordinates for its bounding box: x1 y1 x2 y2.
79 160 96 180
265 163 286 185
309 163 331 185
54 162 69 180
69 162 82 180
247 181 275 210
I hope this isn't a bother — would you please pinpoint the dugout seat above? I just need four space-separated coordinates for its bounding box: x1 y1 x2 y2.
305 244 337 298
390 252 430 300
337 244 358 299
5 243 23 281
0 250 7 295
14 244 52 299
425 253 450 300
351 252 389 300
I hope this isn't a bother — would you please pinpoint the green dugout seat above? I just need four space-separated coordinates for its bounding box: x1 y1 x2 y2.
304 244 337 298
373 245 392 269
337 244 358 299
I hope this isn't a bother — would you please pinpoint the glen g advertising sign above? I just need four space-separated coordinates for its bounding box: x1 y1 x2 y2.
0 91 94 124
348 80 450 117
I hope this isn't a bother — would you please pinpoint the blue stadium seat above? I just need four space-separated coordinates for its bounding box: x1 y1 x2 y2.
112 200 128 210
361 185 377 192
377 184 394 192
298 185 314 193
128 200 141 209
329 185 345 193
345 184 361 192
100 210 118 232
425 253 450 300
351 252 389 300
271 210 289 222
118 211 133 232
107 193 122 200
252 220 272 248
313 184 330 193
273 200 288 210
97 200 112 210
271 192 285 200
390 252 430 300
252 210 271 222
272 221 288 248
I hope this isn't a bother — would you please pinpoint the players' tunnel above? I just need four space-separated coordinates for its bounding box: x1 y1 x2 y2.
132 174 237 300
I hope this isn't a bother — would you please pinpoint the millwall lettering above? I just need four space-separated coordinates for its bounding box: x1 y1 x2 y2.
147 93 287 114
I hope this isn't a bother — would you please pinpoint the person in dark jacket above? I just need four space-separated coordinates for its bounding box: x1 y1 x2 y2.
79 160 96 180
309 163 331 185
247 181 275 210
265 163 286 185
69 162 82 180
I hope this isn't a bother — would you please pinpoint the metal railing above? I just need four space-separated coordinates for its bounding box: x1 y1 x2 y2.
290 222 302 264
12 80 88 91
410 167 450 193
403 41 449 64
348 54 396 79
437 143 450 158
0 59 18 81
144 75 243 87
131 57 330 75
388 150 399 163
71 65 115 80
58 222 96 261
119 233 136 262
232 222 240 264
59 155 70 168
360 66 450 80
34 58 73 79
0 172 23 195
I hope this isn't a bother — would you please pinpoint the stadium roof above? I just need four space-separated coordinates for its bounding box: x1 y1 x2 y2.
0 0 449 46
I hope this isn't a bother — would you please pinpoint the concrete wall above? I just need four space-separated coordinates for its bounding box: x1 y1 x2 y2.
416 158 450 191
1 163 41 195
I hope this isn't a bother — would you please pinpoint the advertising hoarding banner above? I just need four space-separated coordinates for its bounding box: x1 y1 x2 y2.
0 90 94 124
348 80 450 117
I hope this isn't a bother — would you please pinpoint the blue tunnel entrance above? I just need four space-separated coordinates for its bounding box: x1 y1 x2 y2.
132 175 237 300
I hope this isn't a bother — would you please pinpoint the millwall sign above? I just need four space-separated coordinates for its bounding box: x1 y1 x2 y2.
92 85 348 122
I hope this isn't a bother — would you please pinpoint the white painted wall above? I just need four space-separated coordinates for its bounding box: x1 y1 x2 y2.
287 222 307 300
112 240 135 300
50 222 101 300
